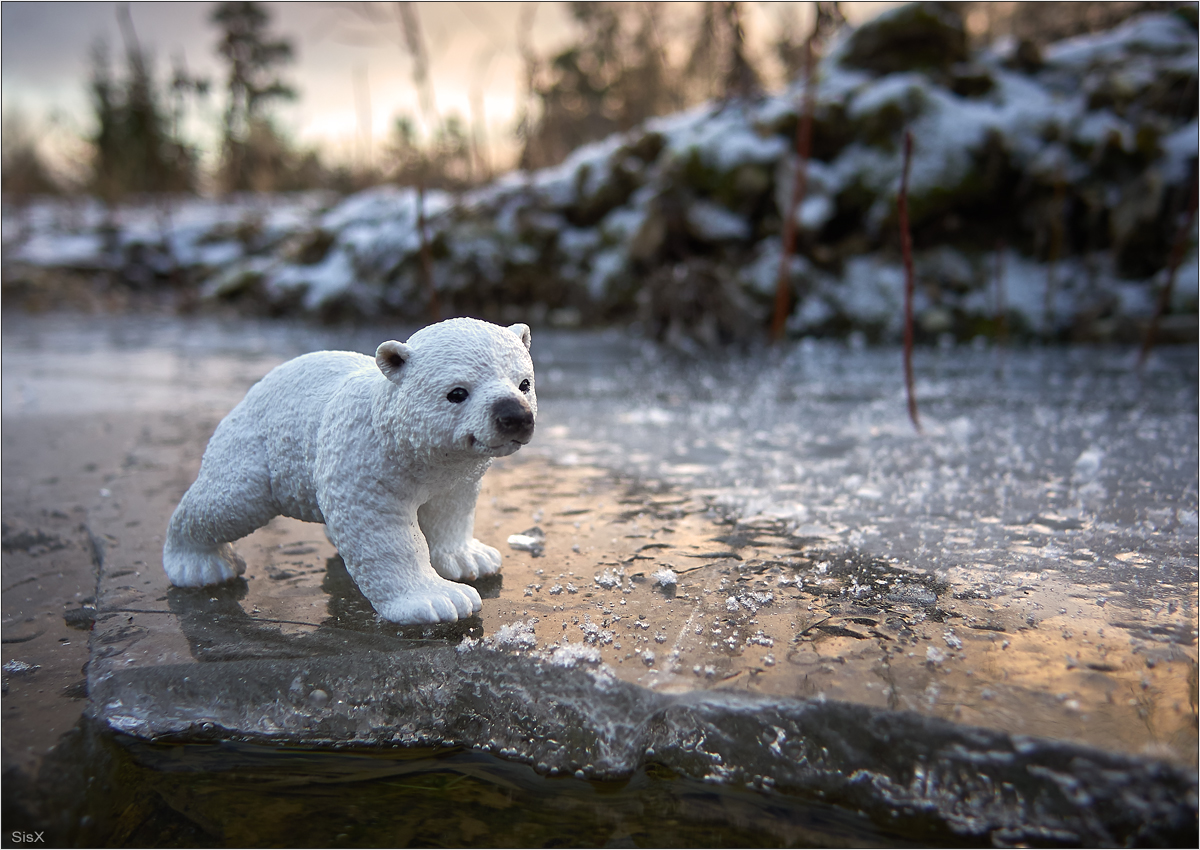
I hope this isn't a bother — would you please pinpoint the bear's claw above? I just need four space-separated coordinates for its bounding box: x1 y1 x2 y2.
430 539 503 582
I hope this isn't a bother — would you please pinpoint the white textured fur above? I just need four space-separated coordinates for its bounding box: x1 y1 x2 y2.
163 318 536 625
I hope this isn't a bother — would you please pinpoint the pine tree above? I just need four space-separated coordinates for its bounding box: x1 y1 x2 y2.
521 2 679 170
1 111 61 198
87 5 198 202
211 1 297 192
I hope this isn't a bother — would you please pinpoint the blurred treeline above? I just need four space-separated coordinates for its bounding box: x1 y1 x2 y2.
0 0 1188 202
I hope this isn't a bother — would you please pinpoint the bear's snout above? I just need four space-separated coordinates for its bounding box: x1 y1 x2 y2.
491 396 535 442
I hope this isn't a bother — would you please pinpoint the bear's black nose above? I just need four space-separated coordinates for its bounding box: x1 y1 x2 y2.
492 397 535 440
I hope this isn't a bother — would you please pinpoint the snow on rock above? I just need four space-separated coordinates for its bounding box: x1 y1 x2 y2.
686 199 752 242
1044 11 1197 67
14 231 107 268
3 8 1195 345
1162 119 1199 183
663 102 788 173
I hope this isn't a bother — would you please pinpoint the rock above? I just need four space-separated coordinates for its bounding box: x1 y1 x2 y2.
685 199 752 242
627 201 668 263
568 159 641 228
638 258 767 350
616 130 666 166
62 607 96 631
281 228 336 265
201 256 273 299
1008 38 1044 73
949 63 995 97
848 72 931 149
838 2 968 76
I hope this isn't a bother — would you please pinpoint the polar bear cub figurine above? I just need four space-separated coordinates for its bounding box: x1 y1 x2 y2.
163 317 536 625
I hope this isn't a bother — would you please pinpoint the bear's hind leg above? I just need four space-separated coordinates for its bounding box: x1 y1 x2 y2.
163 536 246 586
163 448 278 587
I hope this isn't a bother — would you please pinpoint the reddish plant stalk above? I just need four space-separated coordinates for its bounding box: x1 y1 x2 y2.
898 130 920 432
770 37 816 342
1139 174 1198 370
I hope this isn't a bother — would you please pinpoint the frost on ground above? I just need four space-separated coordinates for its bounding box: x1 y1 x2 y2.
546 642 602 668
594 567 625 589
651 568 678 588
4 10 1196 343
484 619 539 651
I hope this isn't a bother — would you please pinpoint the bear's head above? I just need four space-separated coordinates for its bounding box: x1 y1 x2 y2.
375 318 536 459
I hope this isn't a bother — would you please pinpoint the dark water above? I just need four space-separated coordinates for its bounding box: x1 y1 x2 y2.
9 718 953 849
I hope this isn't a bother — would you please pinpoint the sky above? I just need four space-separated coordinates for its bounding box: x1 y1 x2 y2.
1 2 897 180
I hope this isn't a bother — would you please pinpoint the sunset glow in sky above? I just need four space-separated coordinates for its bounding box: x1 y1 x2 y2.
1 2 897 179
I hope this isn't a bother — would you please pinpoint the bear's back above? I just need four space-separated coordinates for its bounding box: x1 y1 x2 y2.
242 350 377 520
245 350 373 417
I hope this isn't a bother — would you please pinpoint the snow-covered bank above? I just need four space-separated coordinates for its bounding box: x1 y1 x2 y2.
4 5 1197 343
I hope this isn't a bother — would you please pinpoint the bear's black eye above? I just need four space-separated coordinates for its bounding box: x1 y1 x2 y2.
447 387 469 403
519 379 531 393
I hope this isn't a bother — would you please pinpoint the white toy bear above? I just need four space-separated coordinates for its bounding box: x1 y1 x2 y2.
163 317 536 625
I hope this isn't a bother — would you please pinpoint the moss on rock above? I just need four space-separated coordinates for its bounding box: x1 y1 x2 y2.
839 2 968 77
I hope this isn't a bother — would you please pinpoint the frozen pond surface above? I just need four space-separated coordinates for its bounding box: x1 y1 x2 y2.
10 315 1195 622
11 312 1194 593
533 333 1199 617
3 313 1197 845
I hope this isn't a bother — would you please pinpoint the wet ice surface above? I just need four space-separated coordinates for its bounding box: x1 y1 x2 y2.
4 313 1197 845
532 334 1199 600
525 334 1199 762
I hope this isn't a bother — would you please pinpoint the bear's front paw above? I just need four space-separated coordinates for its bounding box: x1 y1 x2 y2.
430 539 502 582
375 579 483 625
163 540 246 587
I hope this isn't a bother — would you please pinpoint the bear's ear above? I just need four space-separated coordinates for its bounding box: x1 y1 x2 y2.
508 323 532 351
375 340 413 384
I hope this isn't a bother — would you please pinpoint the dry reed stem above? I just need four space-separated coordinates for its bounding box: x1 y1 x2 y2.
898 130 920 433
770 38 816 342
1139 173 1197 370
